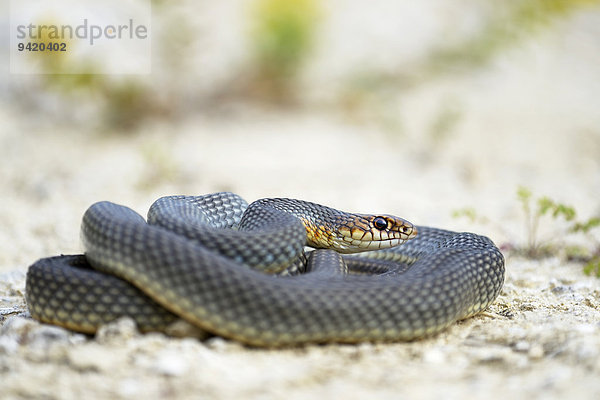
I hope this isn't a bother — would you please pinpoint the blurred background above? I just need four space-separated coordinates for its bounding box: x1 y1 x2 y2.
1 0 600 271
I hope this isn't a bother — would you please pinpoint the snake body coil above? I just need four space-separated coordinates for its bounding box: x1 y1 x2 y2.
26 193 505 346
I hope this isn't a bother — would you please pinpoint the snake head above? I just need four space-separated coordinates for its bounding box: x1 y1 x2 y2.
336 214 417 253
303 213 417 254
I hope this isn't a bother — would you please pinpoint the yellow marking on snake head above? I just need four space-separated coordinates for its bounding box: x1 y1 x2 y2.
300 218 336 249
351 228 365 240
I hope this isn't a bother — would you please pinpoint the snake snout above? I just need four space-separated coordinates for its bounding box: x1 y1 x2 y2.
383 214 417 242
401 221 417 240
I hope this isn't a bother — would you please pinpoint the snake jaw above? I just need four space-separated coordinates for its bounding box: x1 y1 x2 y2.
299 213 416 254
332 214 417 254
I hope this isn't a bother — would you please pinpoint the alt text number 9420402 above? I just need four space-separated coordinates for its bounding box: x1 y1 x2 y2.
17 42 67 52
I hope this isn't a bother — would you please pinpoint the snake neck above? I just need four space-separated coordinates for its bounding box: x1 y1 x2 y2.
248 198 345 250
247 198 416 254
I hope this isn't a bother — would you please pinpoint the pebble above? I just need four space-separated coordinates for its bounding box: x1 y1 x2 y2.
422 348 446 364
519 302 536 311
514 340 530 352
151 349 190 377
0 333 19 355
1 315 37 336
67 343 125 372
26 324 81 349
96 317 140 344
528 344 545 359
205 336 237 351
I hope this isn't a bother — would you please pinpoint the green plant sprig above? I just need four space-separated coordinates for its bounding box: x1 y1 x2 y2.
516 186 579 257
453 186 600 277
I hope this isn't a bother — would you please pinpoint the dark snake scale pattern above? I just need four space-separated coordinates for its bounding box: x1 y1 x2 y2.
26 192 505 346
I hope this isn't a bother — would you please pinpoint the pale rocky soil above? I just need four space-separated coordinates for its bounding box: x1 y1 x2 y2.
1 105 599 399
2 2 600 399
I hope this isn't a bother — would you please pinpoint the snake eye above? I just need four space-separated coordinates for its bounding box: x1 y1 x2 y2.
373 217 388 230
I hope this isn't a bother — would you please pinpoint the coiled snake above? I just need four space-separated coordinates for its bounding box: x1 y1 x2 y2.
26 192 505 346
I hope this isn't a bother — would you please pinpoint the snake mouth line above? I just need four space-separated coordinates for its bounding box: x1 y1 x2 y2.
337 237 408 252
361 238 408 250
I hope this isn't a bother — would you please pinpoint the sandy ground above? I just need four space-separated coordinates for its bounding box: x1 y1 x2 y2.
2 3 600 399
1 104 599 399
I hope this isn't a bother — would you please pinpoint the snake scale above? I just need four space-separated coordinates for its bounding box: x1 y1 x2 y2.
26 192 505 346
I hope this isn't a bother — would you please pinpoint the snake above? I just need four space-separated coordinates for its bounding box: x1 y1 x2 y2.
26 192 505 346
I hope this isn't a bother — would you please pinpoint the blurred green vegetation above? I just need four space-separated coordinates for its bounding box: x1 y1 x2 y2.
136 141 181 190
427 0 600 74
339 0 600 134
247 0 320 101
22 12 170 131
515 186 577 258
454 187 600 277
428 100 462 148
16 0 600 130
40 74 164 130
28 19 75 74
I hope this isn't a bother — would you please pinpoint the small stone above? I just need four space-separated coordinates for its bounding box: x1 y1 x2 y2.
96 317 139 344
519 303 536 311
151 350 189 377
0 334 19 355
26 324 73 347
514 340 530 353
67 343 124 372
470 345 514 364
422 348 446 364
1 316 37 336
356 342 377 353
528 344 544 359
205 336 232 351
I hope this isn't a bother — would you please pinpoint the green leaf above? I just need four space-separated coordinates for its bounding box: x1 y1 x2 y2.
572 217 600 233
452 208 477 222
517 186 532 202
537 196 555 216
553 204 576 221
583 258 600 277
